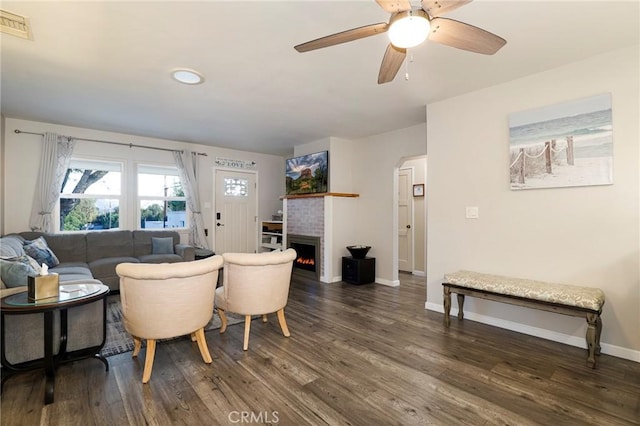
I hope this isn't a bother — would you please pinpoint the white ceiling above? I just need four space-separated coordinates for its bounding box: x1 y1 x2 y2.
1 1 638 155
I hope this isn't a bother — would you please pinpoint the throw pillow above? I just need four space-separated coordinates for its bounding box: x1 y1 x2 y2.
24 254 43 274
0 255 39 288
24 237 60 268
152 237 175 255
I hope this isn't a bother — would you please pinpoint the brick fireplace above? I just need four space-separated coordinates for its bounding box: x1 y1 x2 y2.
283 193 359 283
285 197 325 278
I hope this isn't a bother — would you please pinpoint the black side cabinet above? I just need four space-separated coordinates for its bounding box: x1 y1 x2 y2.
342 257 375 285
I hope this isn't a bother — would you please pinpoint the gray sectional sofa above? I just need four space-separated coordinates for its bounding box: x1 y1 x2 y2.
0 229 195 368
2 229 195 291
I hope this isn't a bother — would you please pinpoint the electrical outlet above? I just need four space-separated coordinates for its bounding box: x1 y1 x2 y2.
465 206 479 219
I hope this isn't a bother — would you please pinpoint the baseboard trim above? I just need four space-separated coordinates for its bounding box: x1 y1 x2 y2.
424 302 640 363
412 270 425 277
376 278 400 287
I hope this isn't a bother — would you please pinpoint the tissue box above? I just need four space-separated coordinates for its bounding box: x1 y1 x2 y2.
27 273 60 301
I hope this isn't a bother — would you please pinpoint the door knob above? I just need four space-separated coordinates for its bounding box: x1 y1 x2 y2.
406 225 411 229
216 222 224 227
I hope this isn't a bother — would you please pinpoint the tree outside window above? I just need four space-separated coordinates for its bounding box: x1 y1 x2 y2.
59 159 122 231
138 165 187 229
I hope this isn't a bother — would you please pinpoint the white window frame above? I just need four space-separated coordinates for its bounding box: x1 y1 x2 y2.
136 164 188 230
57 158 124 232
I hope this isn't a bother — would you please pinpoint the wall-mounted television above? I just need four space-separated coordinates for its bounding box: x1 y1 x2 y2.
285 151 329 195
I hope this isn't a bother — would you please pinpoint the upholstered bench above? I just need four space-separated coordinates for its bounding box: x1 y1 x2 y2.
442 270 605 368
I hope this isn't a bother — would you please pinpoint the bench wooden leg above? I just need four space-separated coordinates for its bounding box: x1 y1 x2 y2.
586 313 598 369
443 286 451 327
457 294 465 320
595 314 602 356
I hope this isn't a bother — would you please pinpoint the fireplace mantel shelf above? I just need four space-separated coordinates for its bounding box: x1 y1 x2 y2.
280 192 359 200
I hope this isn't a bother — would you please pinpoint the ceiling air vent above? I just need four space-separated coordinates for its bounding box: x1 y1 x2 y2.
1 9 33 40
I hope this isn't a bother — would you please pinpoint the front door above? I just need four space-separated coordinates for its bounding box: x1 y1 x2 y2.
398 167 413 272
214 169 257 254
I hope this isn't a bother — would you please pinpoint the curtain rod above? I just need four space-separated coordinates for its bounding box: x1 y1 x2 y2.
14 129 208 156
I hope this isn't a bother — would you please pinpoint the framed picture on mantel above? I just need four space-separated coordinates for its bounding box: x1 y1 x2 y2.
413 184 424 197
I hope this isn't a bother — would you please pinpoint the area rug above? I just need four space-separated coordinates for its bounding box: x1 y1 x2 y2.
101 295 243 357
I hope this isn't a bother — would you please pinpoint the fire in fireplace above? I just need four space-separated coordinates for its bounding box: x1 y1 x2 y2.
287 234 321 279
292 243 316 272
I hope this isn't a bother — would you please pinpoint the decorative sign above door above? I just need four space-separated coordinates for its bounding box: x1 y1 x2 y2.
215 157 257 170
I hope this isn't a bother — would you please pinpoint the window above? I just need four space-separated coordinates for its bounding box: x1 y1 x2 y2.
224 177 249 197
59 159 122 231
138 165 187 229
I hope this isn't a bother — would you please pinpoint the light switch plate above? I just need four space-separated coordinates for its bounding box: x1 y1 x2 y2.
466 206 479 219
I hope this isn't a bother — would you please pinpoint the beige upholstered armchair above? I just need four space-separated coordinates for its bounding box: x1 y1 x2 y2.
216 249 297 351
115 256 223 383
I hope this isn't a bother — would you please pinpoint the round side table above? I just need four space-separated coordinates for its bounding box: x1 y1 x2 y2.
1 282 110 404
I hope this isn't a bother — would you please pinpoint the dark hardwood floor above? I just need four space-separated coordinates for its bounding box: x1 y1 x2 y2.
2 273 639 425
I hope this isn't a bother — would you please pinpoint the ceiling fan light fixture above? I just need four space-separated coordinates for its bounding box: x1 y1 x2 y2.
388 9 430 49
171 68 204 85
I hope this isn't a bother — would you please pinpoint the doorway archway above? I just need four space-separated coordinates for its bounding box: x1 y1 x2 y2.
392 155 427 284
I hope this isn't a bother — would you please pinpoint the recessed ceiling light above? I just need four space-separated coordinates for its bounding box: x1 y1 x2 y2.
171 69 204 85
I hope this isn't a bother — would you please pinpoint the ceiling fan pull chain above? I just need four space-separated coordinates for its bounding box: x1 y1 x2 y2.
405 51 413 81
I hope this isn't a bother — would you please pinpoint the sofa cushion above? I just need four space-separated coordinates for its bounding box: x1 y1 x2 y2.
137 254 183 264
86 231 134 262
51 261 91 269
152 237 174 254
0 256 39 287
24 237 60 268
42 233 88 263
60 273 96 282
89 256 139 279
50 262 92 279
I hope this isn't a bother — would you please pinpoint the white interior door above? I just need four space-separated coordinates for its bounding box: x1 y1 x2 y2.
214 169 257 254
398 168 413 272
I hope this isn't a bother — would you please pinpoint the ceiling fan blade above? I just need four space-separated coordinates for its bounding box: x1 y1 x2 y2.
428 17 506 55
421 0 473 17
294 23 389 52
378 43 406 84
375 0 412 13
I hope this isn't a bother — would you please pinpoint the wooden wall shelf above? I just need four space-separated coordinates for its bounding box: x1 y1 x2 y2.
280 192 359 200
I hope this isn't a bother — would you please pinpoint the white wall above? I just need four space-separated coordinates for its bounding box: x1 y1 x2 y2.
2 117 285 252
354 123 427 285
293 138 329 160
426 46 640 360
290 131 426 284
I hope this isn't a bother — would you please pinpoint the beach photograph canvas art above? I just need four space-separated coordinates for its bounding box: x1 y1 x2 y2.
508 93 613 190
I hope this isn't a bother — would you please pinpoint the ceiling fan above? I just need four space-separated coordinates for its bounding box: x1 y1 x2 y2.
294 0 506 84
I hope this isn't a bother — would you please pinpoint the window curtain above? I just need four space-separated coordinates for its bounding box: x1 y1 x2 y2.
173 150 209 249
29 133 76 232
